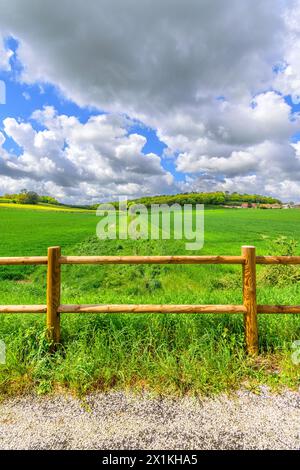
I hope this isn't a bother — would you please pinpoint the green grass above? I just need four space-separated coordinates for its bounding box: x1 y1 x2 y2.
0 206 300 397
0 206 96 280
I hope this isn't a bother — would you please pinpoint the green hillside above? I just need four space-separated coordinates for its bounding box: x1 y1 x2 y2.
93 191 281 209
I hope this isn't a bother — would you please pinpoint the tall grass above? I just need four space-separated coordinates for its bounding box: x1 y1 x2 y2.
1 310 299 397
0 208 300 396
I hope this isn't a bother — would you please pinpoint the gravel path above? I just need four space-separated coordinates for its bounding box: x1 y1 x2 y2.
0 388 299 450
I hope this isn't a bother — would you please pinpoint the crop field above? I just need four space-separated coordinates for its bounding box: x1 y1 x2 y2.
0 202 92 212
0 205 300 397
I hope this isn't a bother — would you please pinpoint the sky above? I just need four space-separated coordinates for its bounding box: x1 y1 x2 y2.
1 0 300 204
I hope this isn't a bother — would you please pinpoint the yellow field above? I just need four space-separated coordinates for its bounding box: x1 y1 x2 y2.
0 202 93 213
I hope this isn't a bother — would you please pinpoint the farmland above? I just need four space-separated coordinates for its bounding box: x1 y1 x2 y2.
0 205 300 396
0 202 92 212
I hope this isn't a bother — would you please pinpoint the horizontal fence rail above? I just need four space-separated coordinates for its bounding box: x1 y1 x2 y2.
0 256 48 265
58 304 247 313
0 305 47 313
1 245 300 354
59 255 245 265
256 256 300 265
3 304 300 314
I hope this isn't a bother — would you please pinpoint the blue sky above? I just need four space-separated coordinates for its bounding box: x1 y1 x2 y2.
1 0 300 204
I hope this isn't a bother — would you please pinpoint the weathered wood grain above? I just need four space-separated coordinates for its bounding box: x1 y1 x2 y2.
46 246 61 344
242 246 258 355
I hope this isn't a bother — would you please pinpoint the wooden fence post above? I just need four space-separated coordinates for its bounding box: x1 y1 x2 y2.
47 246 61 344
242 246 258 355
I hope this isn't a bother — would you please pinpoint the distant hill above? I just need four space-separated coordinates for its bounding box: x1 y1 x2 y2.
0 190 93 211
90 192 281 209
0 201 92 213
1 190 282 210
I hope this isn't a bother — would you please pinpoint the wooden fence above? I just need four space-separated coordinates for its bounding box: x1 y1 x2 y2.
1 245 300 354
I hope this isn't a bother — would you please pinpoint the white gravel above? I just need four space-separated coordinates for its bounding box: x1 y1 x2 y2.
0 388 300 450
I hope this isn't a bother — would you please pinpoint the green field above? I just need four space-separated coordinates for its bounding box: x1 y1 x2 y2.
0 205 300 397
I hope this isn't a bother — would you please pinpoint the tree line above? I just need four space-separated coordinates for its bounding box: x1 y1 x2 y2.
91 191 281 209
1 189 60 205
1 190 281 208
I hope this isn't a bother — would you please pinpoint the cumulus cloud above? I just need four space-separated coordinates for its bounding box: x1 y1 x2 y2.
161 91 298 164
273 0 300 104
0 0 285 114
0 107 173 203
0 0 300 201
177 137 300 201
160 91 300 198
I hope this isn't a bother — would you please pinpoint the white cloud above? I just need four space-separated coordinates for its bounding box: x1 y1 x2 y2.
0 35 12 71
0 0 300 201
162 92 300 192
176 150 256 176
0 0 285 114
0 107 173 203
176 135 300 201
22 91 30 100
0 132 5 146
273 1 300 104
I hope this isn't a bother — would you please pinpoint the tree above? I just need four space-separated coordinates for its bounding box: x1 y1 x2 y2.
17 190 39 205
39 195 60 205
